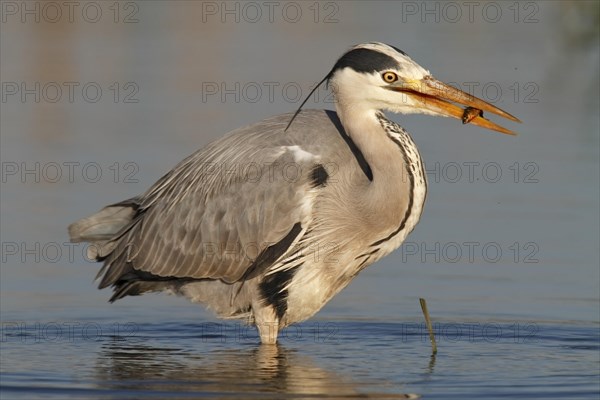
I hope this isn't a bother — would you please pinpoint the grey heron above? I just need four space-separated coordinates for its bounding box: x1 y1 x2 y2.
69 43 519 344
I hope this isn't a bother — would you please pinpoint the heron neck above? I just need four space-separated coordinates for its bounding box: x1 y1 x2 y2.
337 107 411 182
336 106 427 246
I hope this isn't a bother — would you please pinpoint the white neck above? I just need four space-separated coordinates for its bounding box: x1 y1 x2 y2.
335 99 428 256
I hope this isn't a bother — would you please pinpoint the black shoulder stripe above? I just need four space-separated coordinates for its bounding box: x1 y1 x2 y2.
254 223 304 320
326 110 373 181
242 222 303 281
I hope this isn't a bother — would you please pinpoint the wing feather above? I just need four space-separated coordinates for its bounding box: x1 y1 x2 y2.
100 115 324 287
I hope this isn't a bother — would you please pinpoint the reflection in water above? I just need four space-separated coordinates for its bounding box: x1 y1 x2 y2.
425 353 436 376
96 340 418 398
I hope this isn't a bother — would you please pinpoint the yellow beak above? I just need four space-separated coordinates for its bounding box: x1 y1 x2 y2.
392 76 521 135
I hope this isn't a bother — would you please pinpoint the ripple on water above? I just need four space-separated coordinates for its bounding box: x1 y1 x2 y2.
1 320 598 399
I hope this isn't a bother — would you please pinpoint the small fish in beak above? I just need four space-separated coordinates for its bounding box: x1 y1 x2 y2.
462 107 483 125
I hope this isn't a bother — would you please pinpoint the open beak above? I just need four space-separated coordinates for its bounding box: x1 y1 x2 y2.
392 76 521 135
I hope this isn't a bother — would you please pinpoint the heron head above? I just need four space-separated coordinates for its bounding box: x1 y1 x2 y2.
327 42 520 134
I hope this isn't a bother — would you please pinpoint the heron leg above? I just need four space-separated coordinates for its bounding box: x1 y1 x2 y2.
253 305 279 344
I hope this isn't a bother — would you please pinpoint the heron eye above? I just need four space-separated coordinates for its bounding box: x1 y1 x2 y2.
382 72 398 83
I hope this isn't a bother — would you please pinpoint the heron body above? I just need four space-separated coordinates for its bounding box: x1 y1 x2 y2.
69 43 519 344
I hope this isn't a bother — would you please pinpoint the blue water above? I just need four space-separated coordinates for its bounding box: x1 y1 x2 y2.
1 318 598 399
1 1 599 399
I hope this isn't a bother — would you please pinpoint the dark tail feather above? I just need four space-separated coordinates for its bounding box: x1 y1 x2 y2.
109 276 185 302
109 280 162 302
69 198 181 303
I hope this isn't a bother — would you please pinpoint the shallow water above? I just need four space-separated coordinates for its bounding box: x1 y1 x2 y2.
1 1 599 399
1 318 598 399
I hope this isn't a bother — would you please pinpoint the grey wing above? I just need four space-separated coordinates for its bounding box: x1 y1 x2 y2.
97 118 323 288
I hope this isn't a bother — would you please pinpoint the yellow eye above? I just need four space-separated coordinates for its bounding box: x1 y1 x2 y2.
382 71 398 83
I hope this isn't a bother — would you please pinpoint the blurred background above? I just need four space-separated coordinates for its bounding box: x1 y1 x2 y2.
1 1 598 399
